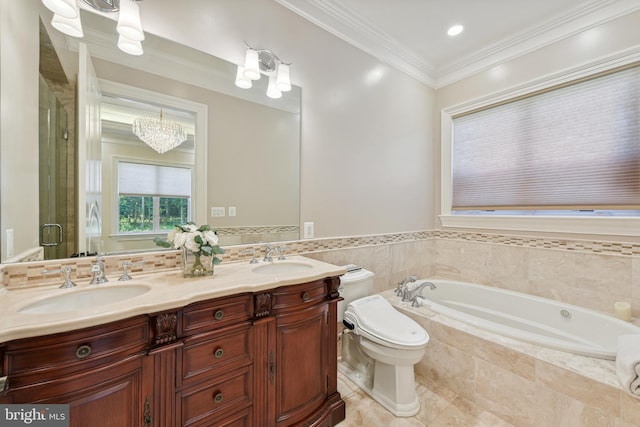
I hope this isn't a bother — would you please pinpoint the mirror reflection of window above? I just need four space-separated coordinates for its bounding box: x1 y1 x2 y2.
117 161 192 234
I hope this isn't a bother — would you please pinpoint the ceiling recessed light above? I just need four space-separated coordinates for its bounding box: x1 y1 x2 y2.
447 24 464 36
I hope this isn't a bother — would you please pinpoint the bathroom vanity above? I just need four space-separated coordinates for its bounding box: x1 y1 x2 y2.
0 257 346 427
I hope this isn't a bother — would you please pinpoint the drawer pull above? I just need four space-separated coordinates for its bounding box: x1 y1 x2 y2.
213 392 224 404
302 292 310 301
214 348 224 359
0 376 9 395
75 344 92 359
214 310 224 320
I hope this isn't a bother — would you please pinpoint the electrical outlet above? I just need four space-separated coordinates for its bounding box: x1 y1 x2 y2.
211 207 225 217
228 206 236 217
303 222 314 239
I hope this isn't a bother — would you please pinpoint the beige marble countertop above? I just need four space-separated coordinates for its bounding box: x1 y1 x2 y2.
0 256 346 343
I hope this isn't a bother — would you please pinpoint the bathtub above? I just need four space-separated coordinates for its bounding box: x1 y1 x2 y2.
401 279 640 360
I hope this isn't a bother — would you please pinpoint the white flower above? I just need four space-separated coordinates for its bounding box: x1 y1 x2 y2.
203 230 219 246
185 232 201 252
167 228 177 243
173 232 187 250
185 223 198 232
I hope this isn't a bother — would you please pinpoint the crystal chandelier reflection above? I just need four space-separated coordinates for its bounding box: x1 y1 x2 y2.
132 109 187 154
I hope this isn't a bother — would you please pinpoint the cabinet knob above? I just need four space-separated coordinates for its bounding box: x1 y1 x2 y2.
213 392 224 404
213 310 224 320
75 344 92 359
302 292 310 302
214 348 224 359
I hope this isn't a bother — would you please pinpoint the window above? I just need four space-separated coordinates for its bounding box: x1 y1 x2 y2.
117 162 192 234
440 62 640 236
451 65 639 214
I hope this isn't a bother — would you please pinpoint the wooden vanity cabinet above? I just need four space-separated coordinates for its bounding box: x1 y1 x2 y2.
0 276 345 427
0 316 154 427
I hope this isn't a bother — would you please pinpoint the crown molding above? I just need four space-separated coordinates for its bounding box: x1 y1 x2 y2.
274 0 640 89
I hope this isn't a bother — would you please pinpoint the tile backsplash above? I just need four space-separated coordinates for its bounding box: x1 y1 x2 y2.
2 230 638 319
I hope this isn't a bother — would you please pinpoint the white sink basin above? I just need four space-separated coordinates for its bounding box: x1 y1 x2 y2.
18 285 151 315
252 261 314 275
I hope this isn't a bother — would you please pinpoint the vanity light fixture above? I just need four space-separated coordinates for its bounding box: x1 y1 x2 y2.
42 0 145 56
132 109 187 154
236 43 292 99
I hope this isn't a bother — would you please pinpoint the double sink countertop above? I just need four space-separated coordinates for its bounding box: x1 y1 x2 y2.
0 256 346 343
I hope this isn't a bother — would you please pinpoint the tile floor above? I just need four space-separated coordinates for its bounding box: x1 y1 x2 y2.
336 371 515 427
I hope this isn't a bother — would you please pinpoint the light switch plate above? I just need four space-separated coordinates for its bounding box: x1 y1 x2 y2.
303 222 314 239
211 207 225 217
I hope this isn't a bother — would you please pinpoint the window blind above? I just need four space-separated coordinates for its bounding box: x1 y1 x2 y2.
118 162 191 197
451 65 640 211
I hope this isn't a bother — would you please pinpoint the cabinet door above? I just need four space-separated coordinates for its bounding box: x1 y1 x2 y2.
6 356 154 427
274 303 329 427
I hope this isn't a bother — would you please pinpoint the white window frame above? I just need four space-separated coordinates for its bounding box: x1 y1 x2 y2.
440 52 640 237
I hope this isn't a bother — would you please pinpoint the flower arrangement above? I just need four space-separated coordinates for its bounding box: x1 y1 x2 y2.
155 222 224 277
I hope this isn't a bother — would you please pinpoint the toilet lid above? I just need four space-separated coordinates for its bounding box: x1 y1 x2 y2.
346 295 429 347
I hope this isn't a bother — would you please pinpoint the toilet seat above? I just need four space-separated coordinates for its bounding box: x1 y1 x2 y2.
344 295 429 349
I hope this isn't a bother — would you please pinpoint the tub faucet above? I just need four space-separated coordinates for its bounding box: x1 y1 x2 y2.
396 276 417 298
403 281 436 302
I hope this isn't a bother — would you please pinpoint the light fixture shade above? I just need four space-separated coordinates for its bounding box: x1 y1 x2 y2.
276 63 291 92
51 13 84 38
117 0 145 41
266 75 282 99
42 0 79 19
243 49 261 81
132 110 187 154
235 65 252 89
117 35 144 56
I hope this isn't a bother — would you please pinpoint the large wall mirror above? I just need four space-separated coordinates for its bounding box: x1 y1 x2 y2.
3 6 301 263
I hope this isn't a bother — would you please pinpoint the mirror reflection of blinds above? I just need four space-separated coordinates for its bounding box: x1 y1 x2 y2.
118 162 191 198
451 65 640 211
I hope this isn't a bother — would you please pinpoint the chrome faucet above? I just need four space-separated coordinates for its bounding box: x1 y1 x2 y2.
90 256 108 285
263 244 274 262
403 280 436 302
396 276 417 298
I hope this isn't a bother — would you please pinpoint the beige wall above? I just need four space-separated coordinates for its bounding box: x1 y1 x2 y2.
0 0 40 261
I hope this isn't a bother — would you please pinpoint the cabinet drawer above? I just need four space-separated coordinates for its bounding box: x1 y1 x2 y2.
5 316 149 383
183 294 252 335
179 366 253 426
182 324 252 383
189 407 252 427
272 280 327 312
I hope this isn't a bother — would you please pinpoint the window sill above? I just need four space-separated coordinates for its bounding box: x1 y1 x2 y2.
109 233 166 241
439 215 640 237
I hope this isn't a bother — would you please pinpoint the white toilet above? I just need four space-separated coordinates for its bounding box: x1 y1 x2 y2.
338 266 429 417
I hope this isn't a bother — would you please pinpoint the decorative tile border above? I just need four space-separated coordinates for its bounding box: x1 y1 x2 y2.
215 225 299 236
2 230 638 289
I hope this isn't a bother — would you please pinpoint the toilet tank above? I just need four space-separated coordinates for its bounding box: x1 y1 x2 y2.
338 265 375 322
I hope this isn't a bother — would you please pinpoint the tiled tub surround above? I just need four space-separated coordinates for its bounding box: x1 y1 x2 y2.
381 289 640 427
2 231 639 323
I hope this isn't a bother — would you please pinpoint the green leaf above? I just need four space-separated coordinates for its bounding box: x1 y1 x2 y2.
201 246 213 256
153 237 172 248
212 246 225 254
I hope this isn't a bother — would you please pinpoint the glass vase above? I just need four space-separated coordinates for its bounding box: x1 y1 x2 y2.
182 249 214 278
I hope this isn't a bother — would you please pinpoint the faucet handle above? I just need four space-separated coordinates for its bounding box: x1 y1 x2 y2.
42 266 77 289
119 260 144 281
241 246 259 264
276 245 287 261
